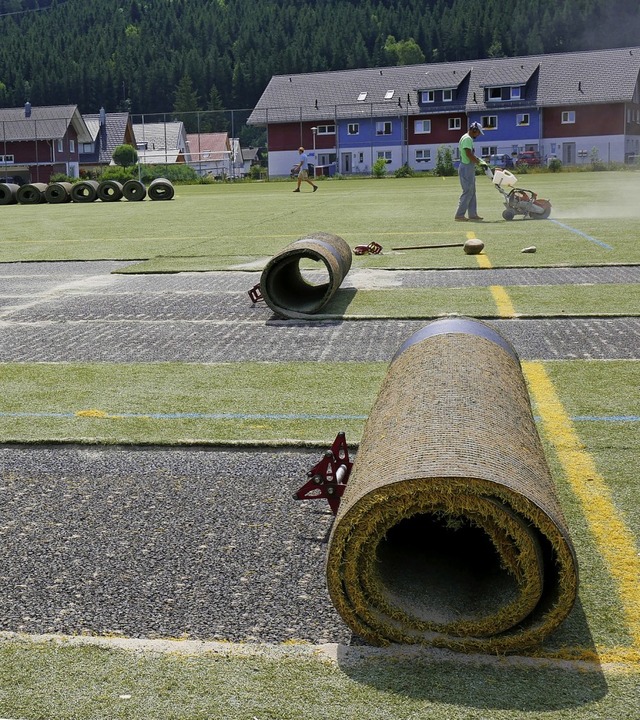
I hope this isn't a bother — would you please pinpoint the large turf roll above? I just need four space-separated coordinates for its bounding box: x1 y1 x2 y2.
122 179 147 201
259 232 353 319
0 183 19 205
148 177 175 200
97 180 124 202
326 317 578 653
16 183 48 204
70 180 99 203
44 181 72 204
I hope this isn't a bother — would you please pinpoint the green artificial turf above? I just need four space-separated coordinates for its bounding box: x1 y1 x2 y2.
1 172 639 270
320 283 640 318
0 637 636 720
0 362 384 446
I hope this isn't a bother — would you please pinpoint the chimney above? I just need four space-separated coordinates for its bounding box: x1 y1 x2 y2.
99 106 106 126
24 101 31 118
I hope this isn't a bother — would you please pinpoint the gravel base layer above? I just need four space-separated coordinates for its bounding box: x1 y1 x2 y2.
0 445 351 645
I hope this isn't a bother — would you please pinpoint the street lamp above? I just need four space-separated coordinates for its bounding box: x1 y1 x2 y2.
311 126 317 177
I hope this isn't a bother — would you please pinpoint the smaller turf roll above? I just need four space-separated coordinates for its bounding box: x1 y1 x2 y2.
70 180 99 203
122 179 147 201
148 177 175 200
97 180 124 202
0 183 19 205
44 182 72 204
16 183 47 204
259 232 352 319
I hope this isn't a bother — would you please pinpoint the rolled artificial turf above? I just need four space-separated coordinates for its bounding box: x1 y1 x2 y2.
326 318 579 652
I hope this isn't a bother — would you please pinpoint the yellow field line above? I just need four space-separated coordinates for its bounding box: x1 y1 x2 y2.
489 286 516 317
465 230 515 314
523 361 640 649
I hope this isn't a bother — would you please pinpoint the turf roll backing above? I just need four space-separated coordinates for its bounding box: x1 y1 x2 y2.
0 182 19 205
326 317 578 653
44 181 72 204
97 180 124 202
259 231 352 318
122 179 147 201
148 177 175 200
70 180 99 203
16 183 47 204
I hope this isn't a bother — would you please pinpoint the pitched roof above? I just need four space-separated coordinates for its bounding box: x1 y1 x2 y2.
81 111 134 164
0 104 93 142
132 121 186 151
249 46 640 124
185 132 229 160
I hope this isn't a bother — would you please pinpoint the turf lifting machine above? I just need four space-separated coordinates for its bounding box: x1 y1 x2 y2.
484 166 552 220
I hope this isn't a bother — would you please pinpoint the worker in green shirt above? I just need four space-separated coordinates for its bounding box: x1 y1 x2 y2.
454 122 486 221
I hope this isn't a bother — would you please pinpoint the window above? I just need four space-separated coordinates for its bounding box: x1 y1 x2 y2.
347 123 359 135
376 121 392 136
415 149 431 162
357 152 364 163
481 115 497 130
57 139 63 152
70 139 75 153
415 119 431 134
0 154 14 163
448 117 461 131
561 110 576 124
443 89 453 102
481 146 497 156
384 90 394 100
377 150 392 163
516 113 530 126
357 92 367 101
487 87 502 101
80 143 94 153
317 125 335 135
421 90 435 103
511 86 522 100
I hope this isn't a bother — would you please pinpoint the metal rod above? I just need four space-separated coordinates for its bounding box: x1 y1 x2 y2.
391 242 465 250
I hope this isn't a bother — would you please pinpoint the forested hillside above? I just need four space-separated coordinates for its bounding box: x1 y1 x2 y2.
0 0 639 117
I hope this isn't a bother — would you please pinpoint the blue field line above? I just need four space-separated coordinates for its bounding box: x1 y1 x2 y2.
548 219 613 249
0 411 638 422
0 410 369 421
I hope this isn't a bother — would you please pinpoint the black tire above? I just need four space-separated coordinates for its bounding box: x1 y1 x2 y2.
502 209 515 221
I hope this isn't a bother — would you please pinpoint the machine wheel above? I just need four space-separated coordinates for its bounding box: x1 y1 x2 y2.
502 209 515 221
531 200 552 219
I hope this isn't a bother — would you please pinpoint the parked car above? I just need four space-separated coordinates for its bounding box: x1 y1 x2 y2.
0 175 25 185
488 154 515 169
517 151 541 166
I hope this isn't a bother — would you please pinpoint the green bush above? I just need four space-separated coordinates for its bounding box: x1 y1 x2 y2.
548 158 562 172
372 157 387 178
434 146 456 176
394 163 416 178
49 172 77 183
138 164 200 184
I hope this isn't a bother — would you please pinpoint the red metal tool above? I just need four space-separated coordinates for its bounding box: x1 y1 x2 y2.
248 283 264 303
353 241 383 256
294 431 353 514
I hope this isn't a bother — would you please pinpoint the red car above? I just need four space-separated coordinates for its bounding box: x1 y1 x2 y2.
517 151 541 166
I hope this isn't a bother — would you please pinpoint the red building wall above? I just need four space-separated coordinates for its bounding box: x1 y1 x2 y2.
544 103 624 136
407 114 467 144
268 121 336 152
